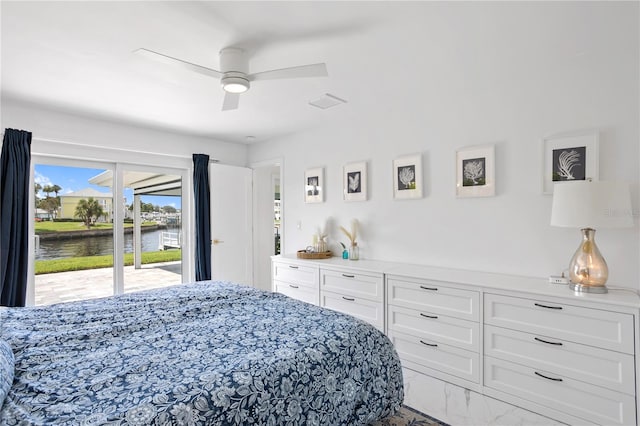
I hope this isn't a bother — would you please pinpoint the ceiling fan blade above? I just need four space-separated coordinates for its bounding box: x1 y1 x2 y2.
222 92 240 111
249 63 328 81
134 48 223 79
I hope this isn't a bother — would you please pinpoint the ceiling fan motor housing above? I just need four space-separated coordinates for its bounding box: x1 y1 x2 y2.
220 47 250 93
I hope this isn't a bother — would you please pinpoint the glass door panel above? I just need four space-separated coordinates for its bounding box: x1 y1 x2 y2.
33 163 114 305
120 168 183 293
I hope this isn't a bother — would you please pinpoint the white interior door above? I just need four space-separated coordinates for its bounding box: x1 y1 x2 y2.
210 163 253 286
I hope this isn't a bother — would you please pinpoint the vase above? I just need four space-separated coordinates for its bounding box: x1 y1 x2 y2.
342 249 349 259
316 240 327 253
349 243 359 260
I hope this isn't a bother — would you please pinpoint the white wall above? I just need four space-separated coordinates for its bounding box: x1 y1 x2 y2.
1 97 247 168
250 2 640 289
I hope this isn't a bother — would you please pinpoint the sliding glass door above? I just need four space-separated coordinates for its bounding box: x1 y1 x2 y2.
30 157 187 306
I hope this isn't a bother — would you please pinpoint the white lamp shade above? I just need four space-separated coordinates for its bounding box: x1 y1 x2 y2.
551 181 633 229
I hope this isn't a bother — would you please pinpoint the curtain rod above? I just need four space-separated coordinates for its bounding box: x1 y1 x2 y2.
3 134 219 163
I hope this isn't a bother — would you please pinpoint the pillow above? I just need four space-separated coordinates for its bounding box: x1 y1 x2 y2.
0 339 14 411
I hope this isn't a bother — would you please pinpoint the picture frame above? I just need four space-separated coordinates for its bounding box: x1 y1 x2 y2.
304 167 324 203
456 144 495 198
542 131 599 194
343 161 367 202
393 154 423 199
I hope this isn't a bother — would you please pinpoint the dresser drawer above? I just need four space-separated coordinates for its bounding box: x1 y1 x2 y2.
320 269 383 302
388 305 479 352
388 330 479 383
387 277 479 322
272 262 318 288
485 325 635 395
485 356 636 426
275 280 319 305
484 293 634 354
321 291 383 332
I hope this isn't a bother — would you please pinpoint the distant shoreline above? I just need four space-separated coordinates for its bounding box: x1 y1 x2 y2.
37 224 167 240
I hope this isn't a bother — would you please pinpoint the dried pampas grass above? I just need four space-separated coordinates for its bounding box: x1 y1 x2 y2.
339 219 358 245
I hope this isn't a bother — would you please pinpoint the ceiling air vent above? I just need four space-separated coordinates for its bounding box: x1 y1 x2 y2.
309 93 347 110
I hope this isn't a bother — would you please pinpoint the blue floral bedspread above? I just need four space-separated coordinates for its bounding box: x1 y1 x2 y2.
0 281 403 425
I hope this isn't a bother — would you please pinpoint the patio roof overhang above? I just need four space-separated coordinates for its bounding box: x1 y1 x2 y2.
88 171 181 196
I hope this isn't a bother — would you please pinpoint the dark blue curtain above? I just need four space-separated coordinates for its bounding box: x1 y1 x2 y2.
1 129 32 307
193 154 211 281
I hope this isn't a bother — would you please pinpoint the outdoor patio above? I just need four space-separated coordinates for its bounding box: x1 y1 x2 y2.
34 261 182 306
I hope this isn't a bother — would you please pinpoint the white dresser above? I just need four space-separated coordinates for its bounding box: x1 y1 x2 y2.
386 275 481 391
484 293 636 425
272 255 640 425
272 256 391 332
271 257 319 305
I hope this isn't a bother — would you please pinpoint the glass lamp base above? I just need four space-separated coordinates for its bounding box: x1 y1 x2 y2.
569 282 608 294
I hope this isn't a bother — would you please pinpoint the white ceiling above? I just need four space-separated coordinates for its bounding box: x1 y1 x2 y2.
1 2 614 145
1 1 408 144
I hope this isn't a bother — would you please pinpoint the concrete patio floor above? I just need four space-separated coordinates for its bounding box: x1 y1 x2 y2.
35 261 182 306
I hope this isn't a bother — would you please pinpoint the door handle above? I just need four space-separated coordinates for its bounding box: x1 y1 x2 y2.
213 239 224 245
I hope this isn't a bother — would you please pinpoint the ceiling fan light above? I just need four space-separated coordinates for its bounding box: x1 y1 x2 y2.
221 76 249 94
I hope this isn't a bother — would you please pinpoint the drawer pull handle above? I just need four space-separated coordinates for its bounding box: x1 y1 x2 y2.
534 337 563 346
420 286 438 291
420 313 438 319
289 285 299 289
535 371 563 382
342 296 355 301
419 340 438 348
288 265 299 269
534 303 563 310
342 274 355 278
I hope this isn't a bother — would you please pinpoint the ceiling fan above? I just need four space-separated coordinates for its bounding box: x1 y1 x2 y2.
135 47 328 111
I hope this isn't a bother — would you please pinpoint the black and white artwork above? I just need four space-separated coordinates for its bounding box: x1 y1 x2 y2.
393 154 423 199
552 146 586 182
304 167 324 203
462 157 486 187
397 165 416 190
347 171 361 194
542 132 599 194
456 145 495 197
307 176 320 196
343 162 367 202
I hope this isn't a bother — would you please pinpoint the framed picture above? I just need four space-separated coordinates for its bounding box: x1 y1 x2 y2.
343 161 367 202
456 144 495 198
542 131 599 194
393 154 423 199
304 167 324 203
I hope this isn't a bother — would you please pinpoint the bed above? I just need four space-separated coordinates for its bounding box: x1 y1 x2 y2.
0 281 403 425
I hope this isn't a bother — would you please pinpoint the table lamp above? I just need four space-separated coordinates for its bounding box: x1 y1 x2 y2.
551 180 633 293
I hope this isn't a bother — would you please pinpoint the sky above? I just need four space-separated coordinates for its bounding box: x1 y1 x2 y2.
34 164 182 209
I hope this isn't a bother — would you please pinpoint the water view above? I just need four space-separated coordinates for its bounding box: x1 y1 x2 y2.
36 228 179 260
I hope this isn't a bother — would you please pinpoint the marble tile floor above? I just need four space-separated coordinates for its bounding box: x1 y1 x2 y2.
34 261 182 306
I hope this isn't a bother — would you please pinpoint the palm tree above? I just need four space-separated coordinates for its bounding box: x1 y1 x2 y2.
74 197 104 229
51 184 62 197
34 183 42 209
42 185 53 197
